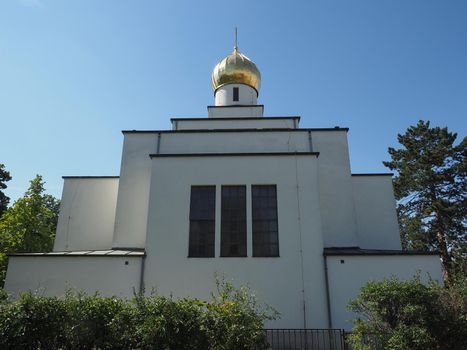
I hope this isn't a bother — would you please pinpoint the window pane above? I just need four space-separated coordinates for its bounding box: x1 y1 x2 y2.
221 185 247 257
252 185 279 257
233 87 239 101
189 186 215 257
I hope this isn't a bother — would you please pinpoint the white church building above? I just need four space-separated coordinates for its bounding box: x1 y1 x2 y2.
5 44 442 330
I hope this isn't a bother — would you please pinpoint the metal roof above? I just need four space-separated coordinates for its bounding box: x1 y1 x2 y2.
8 249 145 257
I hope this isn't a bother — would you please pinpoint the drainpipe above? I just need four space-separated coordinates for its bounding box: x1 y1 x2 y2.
138 254 146 295
323 254 333 328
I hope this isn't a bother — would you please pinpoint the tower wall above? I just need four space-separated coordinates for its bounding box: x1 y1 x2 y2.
54 177 119 251
352 175 401 249
214 84 257 106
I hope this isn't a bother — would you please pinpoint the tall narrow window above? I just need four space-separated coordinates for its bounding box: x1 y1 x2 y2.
233 87 239 101
252 185 279 257
189 186 215 257
221 185 247 257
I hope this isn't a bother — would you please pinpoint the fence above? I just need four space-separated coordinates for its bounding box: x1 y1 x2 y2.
264 329 350 350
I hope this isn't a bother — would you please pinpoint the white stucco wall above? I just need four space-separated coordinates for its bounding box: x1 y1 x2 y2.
172 117 298 130
144 154 329 329
352 175 401 249
326 254 443 330
208 105 263 118
311 131 359 247
54 177 119 251
113 133 158 249
159 130 310 154
118 129 359 250
4 256 143 298
214 84 257 106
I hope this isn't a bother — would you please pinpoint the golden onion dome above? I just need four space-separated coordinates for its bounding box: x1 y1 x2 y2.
211 47 261 94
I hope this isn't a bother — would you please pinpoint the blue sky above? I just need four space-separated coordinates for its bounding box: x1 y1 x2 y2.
1 0 466 202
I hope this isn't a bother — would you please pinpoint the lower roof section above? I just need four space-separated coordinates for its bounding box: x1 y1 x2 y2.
171 116 301 122
323 247 440 256
62 176 119 179
122 127 349 134
351 173 393 177
8 249 145 257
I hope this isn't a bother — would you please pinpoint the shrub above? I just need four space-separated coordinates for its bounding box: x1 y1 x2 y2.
348 275 467 350
205 279 278 350
0 280 277 350
137 296 210 350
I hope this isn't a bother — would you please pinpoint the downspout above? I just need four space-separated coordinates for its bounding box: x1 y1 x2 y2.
323 254 333 328
294 154 307 328
138 254 146 294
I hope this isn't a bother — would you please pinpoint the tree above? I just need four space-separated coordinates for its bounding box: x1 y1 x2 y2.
383 120 466 282
0 175 60 287
348 276 467 350
0 164 12 218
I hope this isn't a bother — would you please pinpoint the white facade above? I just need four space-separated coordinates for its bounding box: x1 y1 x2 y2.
54 177 119 251
325 252 443 329
214 84 258 106
5 51 442 331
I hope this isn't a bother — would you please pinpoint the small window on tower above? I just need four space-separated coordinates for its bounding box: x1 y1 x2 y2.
233 87 239 101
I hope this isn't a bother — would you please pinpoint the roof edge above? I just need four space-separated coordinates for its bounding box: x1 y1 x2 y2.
122 127 349 134
149 151 320 159
207 104 264 109
351 173 394 177
170 116 300 122
62 176 119 179
323 247 440 256
8 249 145 257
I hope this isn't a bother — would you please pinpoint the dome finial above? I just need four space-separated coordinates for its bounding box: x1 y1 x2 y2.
234 27 238 53
211 31 261 93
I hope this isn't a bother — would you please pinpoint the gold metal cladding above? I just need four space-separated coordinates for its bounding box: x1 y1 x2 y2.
211 48 261 93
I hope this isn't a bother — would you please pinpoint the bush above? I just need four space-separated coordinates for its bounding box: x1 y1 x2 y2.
0 280 277 350
205 280 277 350
347 275 467 350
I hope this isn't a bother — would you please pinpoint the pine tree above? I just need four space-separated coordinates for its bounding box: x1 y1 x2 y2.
384 120 466 283
0 164 12 218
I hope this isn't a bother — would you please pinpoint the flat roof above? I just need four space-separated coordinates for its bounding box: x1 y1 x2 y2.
62 176 119 179
323 247 439 256
8 249 145 257
149 151 320 158
123 127 349 134
207 104 264 109
170 116 301 122
351 173 393 177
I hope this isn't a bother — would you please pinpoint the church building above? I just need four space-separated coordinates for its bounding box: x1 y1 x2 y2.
5 43 442 330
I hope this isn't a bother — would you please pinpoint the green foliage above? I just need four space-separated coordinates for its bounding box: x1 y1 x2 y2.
0 163 12 218
205 278 278 350
0 175 60 287
383 120 467 282
136 295 209 349
0 280 277 350
348 276 467 350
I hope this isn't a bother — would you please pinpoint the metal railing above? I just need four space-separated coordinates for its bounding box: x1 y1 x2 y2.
264 329 349 350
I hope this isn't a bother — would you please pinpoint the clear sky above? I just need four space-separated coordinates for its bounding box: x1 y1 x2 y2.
1 0 466 202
